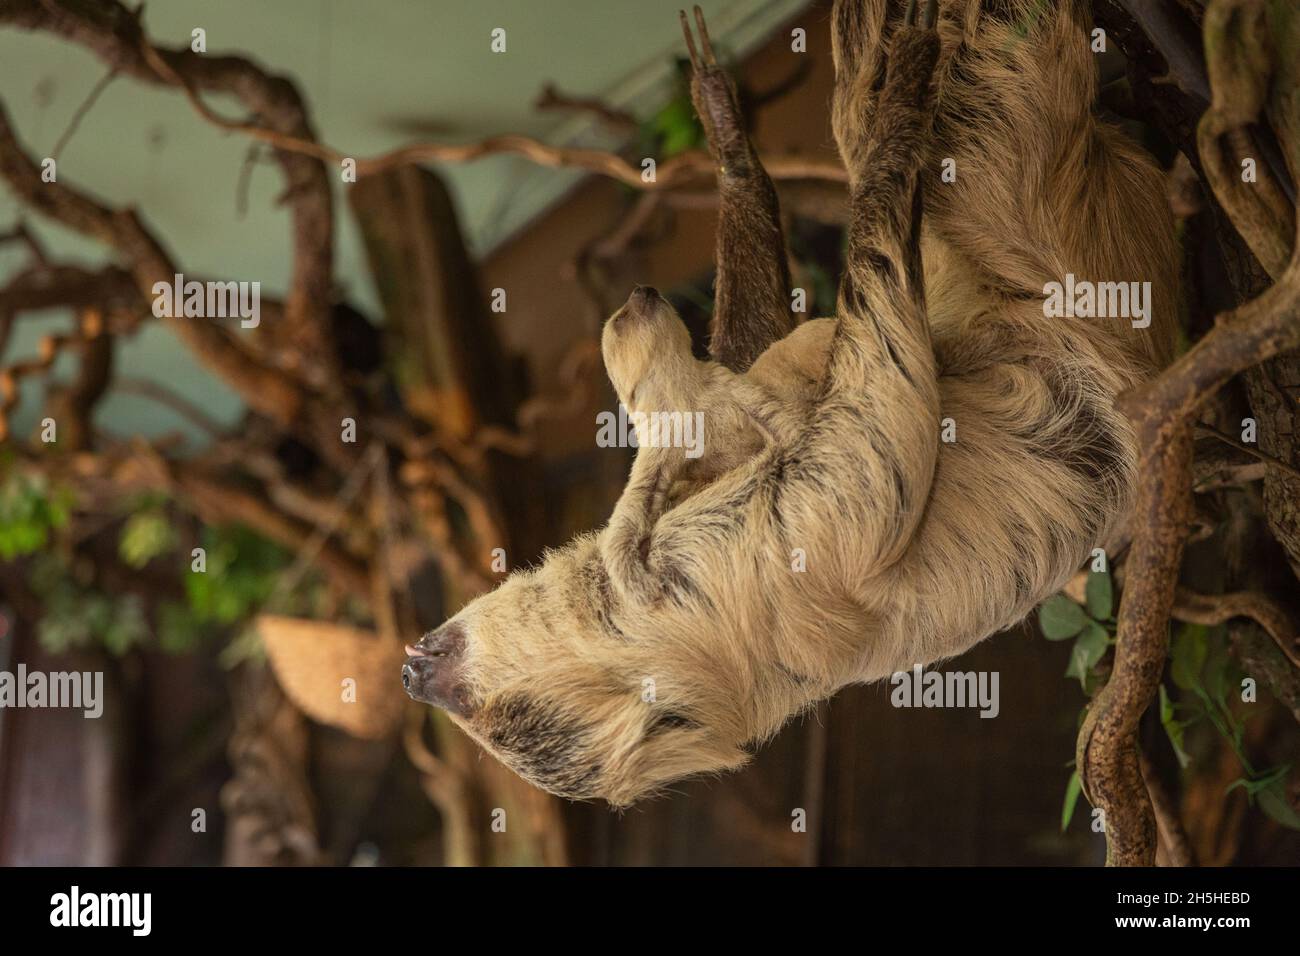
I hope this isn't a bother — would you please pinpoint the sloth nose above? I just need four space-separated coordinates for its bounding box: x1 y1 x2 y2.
630 284 660 307
402 622 474 717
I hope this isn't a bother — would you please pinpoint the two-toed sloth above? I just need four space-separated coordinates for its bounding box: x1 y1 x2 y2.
403 0 1179 806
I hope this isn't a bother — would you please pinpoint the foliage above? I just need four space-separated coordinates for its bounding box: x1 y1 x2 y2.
1041 571 1299 834
118 494 178 569
647 89 705 157
15 477 304 662
183 525 289 626
639 60 709 160
1037 567 1115 694
1060 768 1083 833
29 553 150 656
0 456 73 560
1166 622 1298 831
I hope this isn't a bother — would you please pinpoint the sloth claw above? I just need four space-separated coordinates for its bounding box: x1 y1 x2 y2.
681 5 752 176
680 4 717 70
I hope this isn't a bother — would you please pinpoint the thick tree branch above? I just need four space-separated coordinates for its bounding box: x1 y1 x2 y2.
1194 0 1296 279
1077 0 1300 866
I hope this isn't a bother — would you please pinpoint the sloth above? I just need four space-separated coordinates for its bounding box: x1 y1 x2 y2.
403 0 1179 807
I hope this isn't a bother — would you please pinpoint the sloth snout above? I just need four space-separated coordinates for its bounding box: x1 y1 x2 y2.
610 285 661 329
629 284 660 307
402 622 474 717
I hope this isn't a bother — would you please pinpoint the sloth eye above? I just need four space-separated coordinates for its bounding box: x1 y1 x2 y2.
646 711 700 737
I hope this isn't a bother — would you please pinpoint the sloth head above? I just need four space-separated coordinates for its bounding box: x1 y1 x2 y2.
600 285 701 414
401 546 758 807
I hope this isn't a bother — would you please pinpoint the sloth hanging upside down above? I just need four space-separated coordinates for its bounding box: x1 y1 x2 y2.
403 0 1179 807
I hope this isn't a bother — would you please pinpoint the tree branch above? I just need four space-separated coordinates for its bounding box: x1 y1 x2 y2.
0 0 844 198
0 99 308 427
4 0 338 367
1077 0 1300 866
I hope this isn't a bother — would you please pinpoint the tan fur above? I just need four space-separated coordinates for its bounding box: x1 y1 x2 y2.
406 0 1179 807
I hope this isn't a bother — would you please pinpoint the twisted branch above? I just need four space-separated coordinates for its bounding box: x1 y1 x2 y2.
1077 0 1300 866
7 0 338 367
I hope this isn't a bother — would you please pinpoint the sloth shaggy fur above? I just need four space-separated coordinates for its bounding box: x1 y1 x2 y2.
403 0 1180 807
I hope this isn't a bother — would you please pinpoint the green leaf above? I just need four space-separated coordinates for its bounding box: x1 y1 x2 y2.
1066 622 1110 684
1171 624 1209 691
1060 769 1082 832
1227 763 1290 798
0 469 74 558
1159 684 1191 768
1085 570 1113 620
650 97 703 157
1257 778 1300 831
1201 626 1236 708
119 509 177 569
101 596 147 655
1039 595 1089 640
158 601 203 654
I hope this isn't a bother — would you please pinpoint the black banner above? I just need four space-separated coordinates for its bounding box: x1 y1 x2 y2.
0 865 1288 941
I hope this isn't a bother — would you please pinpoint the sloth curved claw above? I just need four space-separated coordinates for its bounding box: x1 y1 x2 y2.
694 6 717 63
680 5 718 71
680 10 699 68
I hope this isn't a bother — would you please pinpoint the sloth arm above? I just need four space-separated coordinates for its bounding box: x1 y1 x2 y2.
777 1 944 572
603 372 778 601
681 7 797 374
601 440 681 605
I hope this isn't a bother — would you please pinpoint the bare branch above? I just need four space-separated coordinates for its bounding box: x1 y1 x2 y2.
1173 587 1300 668
534 83 637 132
1 1 844 196
49 65 116 160
3 0 338 364
0 99 308 427
110 376 230 439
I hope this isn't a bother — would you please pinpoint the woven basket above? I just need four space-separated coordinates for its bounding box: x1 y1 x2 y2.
258 615 407 739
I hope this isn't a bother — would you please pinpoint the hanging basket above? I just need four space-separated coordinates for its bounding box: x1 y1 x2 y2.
258 615 408 740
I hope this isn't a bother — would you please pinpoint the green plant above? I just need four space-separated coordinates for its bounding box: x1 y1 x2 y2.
184 524 289 626
0 457 73 559
28 553 149 656
1041 571 1299 833
1038 567 1115 692
1166 622 1298 831
118 494 178 569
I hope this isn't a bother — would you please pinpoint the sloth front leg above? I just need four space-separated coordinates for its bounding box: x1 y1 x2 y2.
791 0 942 571
601 442 680 606
602 379 770 605
681 6 797 373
